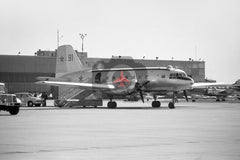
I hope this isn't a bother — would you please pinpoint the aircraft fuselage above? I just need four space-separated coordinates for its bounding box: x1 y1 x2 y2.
92 67 194 95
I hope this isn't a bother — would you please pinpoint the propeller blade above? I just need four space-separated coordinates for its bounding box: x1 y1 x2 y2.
142 80 150 86
139 90 144 103
183 90 188 102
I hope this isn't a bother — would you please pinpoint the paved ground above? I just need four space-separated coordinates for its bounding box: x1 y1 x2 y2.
1 100 240 160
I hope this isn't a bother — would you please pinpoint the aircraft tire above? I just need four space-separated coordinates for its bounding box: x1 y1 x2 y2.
107 101 117 108
152 101 161 108
168 102 175 109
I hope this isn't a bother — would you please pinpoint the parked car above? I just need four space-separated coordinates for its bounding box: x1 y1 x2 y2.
15 92 42 107
0 94 21 115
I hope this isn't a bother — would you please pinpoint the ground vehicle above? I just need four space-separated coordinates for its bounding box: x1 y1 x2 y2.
0 82 6 94
0 94 20 115
15 92 42 107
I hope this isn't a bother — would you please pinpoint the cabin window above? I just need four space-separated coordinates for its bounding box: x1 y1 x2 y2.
162 75 165 78
95 72 101 83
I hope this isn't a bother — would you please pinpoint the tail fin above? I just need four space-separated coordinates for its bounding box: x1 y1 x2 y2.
233 79 240 85
56 45 82 78
232 79 240 91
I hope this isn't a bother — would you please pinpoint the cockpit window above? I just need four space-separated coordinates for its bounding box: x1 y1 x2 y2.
169 72 187 79
95 73 101 83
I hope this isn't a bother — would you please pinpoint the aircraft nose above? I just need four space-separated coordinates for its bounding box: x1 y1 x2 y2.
190 77 194 85
185 76 194 85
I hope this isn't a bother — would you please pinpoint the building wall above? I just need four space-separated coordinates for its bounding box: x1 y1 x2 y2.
0 55 56 94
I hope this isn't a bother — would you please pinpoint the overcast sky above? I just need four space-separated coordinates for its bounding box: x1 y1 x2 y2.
0 0 239 83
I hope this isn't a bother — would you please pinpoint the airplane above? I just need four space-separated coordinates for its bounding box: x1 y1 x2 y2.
190 80 240 102
36 45 194 109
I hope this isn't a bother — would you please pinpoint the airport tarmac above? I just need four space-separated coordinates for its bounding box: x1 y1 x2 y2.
0 101 240 160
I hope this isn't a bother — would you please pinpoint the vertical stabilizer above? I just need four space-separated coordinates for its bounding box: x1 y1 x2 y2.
232 79 240 91
56 45 82 78
233 79 240 85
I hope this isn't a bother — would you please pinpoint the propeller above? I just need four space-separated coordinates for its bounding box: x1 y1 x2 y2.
183 90 188 102
134 82 144 103
132 81 150 103
139 89 144 103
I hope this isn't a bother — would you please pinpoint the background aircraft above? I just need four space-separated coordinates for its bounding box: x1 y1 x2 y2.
37 45 194 108
190 80 240 102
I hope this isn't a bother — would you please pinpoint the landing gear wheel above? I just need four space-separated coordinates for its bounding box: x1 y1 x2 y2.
9 107 19 115
168 102 175 109
28 101 33 107
107 101 117 108
152 101 161 108
112 101 117 108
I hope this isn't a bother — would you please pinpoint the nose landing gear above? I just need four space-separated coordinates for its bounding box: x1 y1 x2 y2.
168 101 175 109
168 92 176 109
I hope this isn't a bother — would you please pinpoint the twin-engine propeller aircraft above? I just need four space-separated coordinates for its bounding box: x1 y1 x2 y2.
36 45 194 109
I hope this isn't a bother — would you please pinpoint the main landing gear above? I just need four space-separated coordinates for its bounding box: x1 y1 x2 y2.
107 98 117 108
151 95 175 109
151 96 161 108
107 96 117 108
151 101 161 107
151 100 174 109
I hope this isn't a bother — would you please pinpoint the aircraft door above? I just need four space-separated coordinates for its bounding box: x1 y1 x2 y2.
95 72 101 84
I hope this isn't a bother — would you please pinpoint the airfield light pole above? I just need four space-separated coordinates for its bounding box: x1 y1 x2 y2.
79 33 87 52
57 29 63 48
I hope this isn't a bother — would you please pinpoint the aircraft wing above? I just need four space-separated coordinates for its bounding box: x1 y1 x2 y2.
192 82 228 89
36 81 115 90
